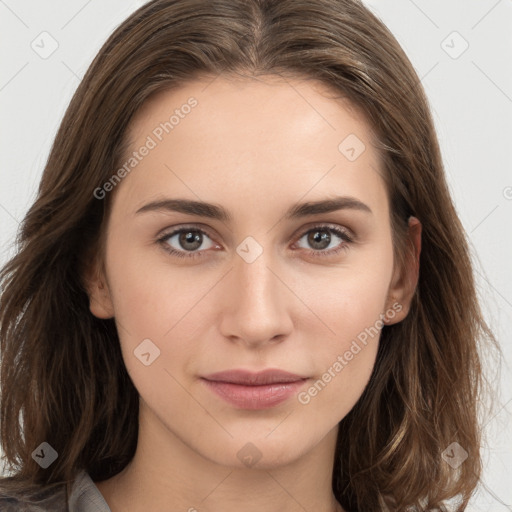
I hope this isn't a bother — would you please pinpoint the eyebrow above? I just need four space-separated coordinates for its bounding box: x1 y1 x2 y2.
135 195 372 222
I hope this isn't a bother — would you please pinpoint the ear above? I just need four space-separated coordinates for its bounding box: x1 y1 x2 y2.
82 259 115 319
384 216 422 325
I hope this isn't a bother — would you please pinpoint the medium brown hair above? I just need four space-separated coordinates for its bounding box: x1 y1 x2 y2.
0 0 498 510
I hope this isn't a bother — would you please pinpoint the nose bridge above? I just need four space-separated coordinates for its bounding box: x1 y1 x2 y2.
236 247 277 308
219 237 293 346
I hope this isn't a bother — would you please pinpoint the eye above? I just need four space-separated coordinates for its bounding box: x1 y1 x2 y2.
293 225 353 258
157 226 218 259
157 224 353 260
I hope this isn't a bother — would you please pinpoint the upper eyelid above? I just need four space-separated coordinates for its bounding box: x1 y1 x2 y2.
158 224 217 242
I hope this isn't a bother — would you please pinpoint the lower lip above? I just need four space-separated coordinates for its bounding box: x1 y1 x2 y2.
201 378 308 410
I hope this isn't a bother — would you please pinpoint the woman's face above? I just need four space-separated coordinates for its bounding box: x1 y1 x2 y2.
88 75 412 470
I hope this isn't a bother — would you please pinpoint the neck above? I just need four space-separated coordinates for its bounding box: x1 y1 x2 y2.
95 402 344 512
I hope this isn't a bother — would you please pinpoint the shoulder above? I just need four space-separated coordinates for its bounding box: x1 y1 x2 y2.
0 470 109 512
0 491 66 511
0 476 67 511
0 495 22 512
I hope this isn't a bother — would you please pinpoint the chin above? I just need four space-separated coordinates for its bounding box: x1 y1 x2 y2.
201 433 316 471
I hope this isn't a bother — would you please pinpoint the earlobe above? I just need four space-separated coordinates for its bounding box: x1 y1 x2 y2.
90 280 115 319
385 216 422 325
83 263 115 319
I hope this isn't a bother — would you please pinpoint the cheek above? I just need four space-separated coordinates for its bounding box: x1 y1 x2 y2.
104 241 200 334
103 241 223 395
104 254 204 404
296 245 393 413
302 238 394 344
295 288 385 422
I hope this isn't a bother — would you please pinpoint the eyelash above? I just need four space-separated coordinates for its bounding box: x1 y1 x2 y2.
157 224 353 260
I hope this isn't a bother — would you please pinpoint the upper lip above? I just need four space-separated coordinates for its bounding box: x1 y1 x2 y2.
202 369 307 385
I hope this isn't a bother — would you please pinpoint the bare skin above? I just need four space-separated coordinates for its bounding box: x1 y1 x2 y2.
86 74 421 512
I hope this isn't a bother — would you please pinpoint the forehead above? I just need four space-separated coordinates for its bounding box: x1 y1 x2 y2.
114 75 387 217
128 74 375 155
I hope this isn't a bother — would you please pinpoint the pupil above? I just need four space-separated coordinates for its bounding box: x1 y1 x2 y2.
309 230 330 250
180 231 202 251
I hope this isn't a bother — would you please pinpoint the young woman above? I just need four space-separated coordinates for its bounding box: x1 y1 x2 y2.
0 0 497 510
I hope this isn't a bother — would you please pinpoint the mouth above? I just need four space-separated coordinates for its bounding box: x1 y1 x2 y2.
200 369 309 410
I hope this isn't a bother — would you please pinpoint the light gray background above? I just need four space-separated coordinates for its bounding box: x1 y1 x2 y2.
0 1 511 510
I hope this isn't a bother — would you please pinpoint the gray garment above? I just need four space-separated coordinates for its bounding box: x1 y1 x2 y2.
69 471 111 512
0 470 111 511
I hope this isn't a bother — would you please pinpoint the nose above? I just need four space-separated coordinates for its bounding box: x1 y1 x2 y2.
218 245 294 349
